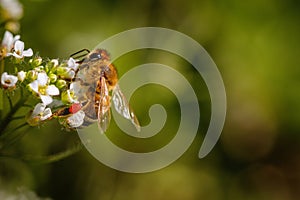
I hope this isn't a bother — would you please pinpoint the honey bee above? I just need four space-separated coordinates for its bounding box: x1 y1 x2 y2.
57 49 140 133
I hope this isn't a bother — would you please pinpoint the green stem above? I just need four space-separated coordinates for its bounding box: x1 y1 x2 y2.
0 123 28 150
11 115 26 120
0 89 27 136
0 142 83 164
6 93 13 110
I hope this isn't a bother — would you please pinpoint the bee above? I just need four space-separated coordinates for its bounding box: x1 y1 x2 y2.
64 49 140 133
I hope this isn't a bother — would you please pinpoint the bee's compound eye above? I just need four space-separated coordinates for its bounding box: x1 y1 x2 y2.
89 53 101 60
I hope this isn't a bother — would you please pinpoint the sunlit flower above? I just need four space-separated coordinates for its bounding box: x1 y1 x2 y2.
0 0 23 20
1 30 20 56
17 70 26 82
1 72 18 89
8 40 33 58
28 72 60 105
26 103 52 126
66 110 85 128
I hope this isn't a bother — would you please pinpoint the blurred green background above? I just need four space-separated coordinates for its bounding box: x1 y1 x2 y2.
1 0 300 199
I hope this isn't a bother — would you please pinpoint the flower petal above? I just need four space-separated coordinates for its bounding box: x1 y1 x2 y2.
40 108 52 120
67 57 79 71
14 40 24 51
51 59 59 67
22 48 33 57
67 110 85 128
37 72 48 86
40 95 53 105
46 85 59 96
28 80 39 93
2 31 13 48
14 35 21 42
17 70 26 82
0 72 7 85
32 103 46 117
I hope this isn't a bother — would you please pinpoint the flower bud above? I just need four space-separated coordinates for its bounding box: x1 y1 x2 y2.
45 59 59 72
56 66 75 79
56 66 68 75
61 90 78 104
17 71 26 82
29 57 43 68
26 70 38 81
56 79 67 89
49 73 57 83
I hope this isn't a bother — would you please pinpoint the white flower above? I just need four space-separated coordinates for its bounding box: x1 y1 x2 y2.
8 40 33 58
1 72 18 89
28 72 60 105
67 57 79 71
61 82 79 103
17 70 26 82
67 110 85 128
32 103 52 120
0 0 23 20
1 31 20 55
27 103 52 126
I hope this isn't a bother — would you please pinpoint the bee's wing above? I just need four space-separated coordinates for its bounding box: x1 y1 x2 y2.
97 77 111 133
112 84 141 132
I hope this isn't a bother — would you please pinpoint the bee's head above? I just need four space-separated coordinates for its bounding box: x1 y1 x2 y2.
89 49 110 61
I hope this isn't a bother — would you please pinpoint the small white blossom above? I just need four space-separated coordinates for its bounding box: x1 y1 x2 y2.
8 40 33 58
27 103 52 126
1 30 20 55
32 103 52 120
17 70 26 82
28 72 60 105
67 57 79 71
1 72 18 89
0 0 23 20
67 110 85 128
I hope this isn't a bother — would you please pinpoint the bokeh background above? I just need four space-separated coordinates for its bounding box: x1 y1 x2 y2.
1 0 300 199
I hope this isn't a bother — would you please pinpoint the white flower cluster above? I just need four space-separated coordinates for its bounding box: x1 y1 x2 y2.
0 31 85 129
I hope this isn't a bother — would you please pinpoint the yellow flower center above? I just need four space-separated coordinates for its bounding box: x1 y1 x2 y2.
38 86 47 95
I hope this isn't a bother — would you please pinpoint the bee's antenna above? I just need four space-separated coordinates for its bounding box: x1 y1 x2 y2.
69 49 90 59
